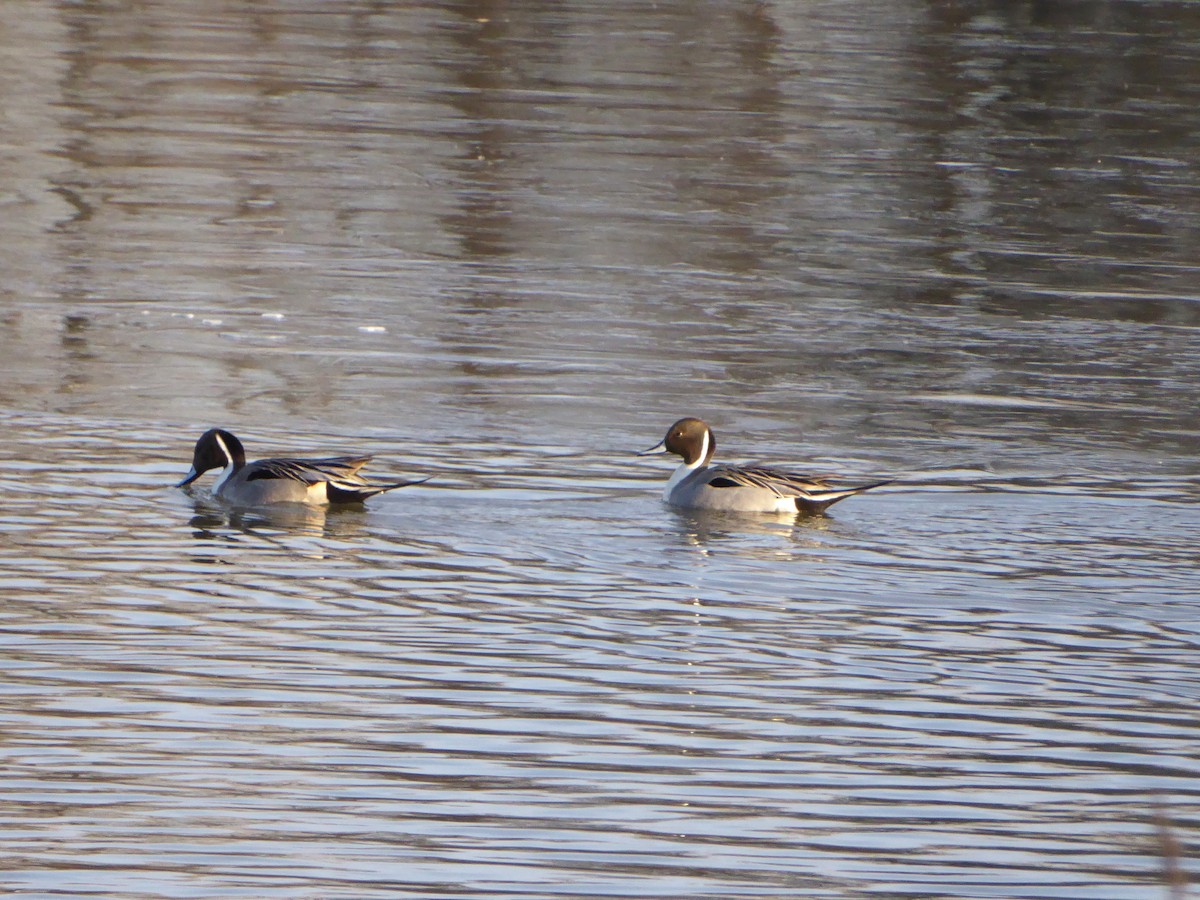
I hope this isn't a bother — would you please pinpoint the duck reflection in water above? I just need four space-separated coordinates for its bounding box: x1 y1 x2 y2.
187 498 373 542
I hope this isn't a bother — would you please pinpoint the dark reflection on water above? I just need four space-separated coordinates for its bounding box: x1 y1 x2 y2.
1 1 1199 898
186 497 375 541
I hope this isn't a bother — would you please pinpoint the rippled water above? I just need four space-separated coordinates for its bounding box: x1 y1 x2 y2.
2 1 1199 898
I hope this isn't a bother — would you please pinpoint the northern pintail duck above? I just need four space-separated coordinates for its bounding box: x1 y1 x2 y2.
638 417 890 514
177 428 428 505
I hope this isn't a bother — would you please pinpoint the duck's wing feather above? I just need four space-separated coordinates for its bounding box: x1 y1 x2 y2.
246 456 373 487
705 464 835 498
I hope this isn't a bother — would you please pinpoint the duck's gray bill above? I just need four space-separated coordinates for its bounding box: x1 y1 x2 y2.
637 440 667 456
176 467 201 487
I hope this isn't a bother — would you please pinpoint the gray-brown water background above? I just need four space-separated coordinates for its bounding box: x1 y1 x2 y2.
2 1 1199 897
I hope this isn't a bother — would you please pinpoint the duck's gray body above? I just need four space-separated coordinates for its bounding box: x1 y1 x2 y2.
641 417 889 515
178 429 426 506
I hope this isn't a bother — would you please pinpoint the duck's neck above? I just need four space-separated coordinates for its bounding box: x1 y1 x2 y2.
665 457 706 498
211 432 243 493
211 462 236 493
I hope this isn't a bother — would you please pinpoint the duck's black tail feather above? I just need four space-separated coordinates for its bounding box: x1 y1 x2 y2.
327 475 432 504
795 479 893 515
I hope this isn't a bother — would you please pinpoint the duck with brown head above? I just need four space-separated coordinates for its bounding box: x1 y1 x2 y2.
639 417 890 514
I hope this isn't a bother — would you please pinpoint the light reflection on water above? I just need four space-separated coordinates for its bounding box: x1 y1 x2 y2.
1 415 1197 897
1 0 1199 897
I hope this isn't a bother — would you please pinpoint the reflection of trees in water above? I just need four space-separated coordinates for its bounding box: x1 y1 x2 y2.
436 1 790 272
916 2 1200 323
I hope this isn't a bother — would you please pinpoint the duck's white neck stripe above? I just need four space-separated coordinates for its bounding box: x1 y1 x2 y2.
211 432 236 493
214 432 233 466
696 429 710 467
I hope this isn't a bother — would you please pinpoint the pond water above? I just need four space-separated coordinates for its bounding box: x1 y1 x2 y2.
1 1 1199 897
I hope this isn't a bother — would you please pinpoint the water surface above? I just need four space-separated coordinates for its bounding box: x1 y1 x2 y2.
1 1 1199 897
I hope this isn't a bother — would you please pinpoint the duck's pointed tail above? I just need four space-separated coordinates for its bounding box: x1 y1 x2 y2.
795 479 892 515
327 475 432 504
